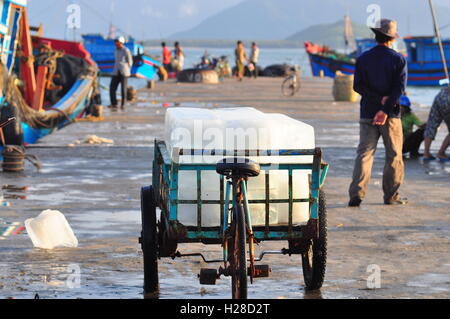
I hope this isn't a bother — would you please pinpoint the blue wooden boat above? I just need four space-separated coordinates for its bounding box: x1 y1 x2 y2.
355 38 377 57
304 41 356 78
82 34 161 80
404 36 450 86
0 0 100 159
306 37 450 87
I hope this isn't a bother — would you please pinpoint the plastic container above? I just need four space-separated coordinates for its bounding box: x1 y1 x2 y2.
25 210 78 250
165 107 315 227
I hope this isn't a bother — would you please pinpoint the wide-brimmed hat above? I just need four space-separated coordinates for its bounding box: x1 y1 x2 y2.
371 19 400 38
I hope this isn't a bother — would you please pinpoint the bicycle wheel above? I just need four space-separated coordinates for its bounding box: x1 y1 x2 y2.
282 77 297 96
302 190 327 291
230 203 248 299
141 186 159 298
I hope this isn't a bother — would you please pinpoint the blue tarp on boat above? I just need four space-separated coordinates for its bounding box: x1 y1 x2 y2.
82 34 161 80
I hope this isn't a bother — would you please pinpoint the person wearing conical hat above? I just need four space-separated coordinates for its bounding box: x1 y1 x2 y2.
349 19 408 207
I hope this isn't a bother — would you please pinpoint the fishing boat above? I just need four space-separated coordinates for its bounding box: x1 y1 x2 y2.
0 0 100 156
304 41 356 77
405 36 450 86
305 6 450 87
82 34 161 80
307 36 450 87
304 15 357 78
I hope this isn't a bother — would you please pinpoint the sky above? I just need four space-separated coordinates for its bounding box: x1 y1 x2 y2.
27 0 450 41
28 0 245 40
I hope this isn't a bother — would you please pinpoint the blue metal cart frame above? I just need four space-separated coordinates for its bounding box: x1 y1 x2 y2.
140 139 329 299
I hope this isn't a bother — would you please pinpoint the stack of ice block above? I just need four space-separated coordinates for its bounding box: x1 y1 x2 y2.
165 107 315 227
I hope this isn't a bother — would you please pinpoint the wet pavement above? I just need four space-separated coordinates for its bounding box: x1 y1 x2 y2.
0 77 449 299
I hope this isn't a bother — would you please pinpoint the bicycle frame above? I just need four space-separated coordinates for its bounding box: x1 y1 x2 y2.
222 176 257 276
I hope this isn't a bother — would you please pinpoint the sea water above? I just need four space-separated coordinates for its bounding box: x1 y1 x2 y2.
100 47 441 107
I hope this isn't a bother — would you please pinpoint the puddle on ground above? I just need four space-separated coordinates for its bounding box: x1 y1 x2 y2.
423 161 450 176
407 273 450 293
70 210 140 238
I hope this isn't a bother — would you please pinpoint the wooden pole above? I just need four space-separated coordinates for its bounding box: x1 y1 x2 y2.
428 0 450 86
32 66 49 112
19 7 37 105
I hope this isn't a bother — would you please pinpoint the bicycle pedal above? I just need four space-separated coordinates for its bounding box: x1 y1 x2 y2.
249 265 272 278
199 269 219 285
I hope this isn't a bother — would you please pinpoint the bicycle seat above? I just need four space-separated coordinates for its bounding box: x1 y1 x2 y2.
216 158 261 178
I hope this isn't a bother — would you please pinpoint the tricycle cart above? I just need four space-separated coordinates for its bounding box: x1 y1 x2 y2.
140 140 329 299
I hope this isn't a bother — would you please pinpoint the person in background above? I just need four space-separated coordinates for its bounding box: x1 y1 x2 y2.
400 95 426 158
423 87 450 162
235 41 247 81
348 19 407 207
110 36 133 111
162 42 172 72
172 42 185 72
249 42 260 79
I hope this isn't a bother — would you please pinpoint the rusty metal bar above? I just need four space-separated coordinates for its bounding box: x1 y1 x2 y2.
220 175 224 231
288 169 293 236
265 171 270 235
174 250 291 264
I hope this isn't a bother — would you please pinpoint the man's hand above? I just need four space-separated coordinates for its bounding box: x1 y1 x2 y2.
373 111 388 126
381 96 389 106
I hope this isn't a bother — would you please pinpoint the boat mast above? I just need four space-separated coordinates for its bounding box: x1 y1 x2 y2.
108 0 116 39
344 14 356 53
428 0 449 86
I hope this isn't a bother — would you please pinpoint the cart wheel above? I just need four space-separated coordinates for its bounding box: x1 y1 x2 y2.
230 203 248 299
302 190 327 291
141 186 159 298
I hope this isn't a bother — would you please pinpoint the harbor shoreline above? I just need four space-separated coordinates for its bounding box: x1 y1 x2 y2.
1 77 449 299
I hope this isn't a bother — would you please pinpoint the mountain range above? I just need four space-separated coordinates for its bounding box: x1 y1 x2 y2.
286 20 372 49
170 0 450 40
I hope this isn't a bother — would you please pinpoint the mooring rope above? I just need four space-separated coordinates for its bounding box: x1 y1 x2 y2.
0 58 97 130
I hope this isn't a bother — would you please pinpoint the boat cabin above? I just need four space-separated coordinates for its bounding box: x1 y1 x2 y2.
82 34 144 62
0 0 26 73
404 36 450 64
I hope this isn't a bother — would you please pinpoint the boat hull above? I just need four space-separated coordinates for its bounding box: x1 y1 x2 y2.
408 61 450 86
22 76 95 145
95 55 160 80
82 34 161 80
307 52 355 78
306 39 450 87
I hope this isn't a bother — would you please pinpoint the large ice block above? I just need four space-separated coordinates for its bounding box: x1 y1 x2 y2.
165 107 315 227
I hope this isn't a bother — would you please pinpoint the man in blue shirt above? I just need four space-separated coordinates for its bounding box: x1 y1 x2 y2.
349 19 408 207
